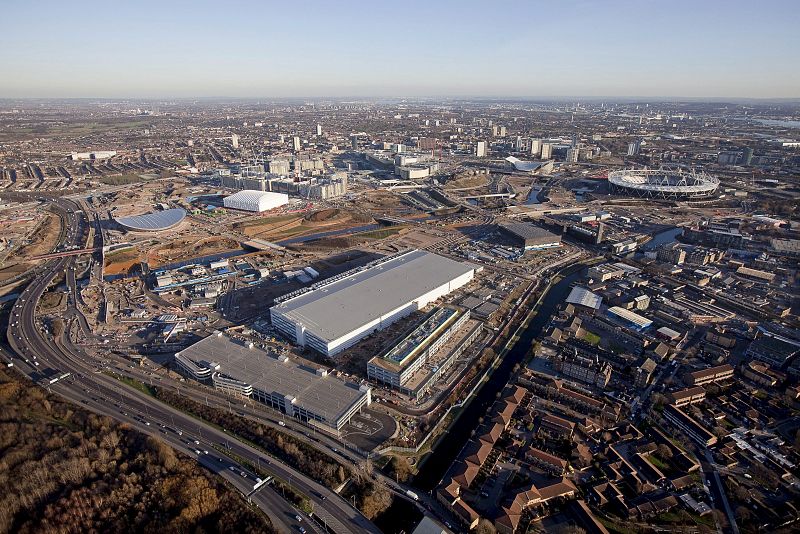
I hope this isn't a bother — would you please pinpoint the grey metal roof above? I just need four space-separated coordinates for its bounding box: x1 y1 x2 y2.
178 333 367 424
271 250 474 344
115 208 186 231
566 286 602 310
501 222 560 240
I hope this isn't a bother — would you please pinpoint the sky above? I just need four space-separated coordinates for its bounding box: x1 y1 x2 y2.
1 0 799 99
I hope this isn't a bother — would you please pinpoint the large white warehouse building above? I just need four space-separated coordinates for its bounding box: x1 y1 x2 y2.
270 250 475 357
223 190 288 212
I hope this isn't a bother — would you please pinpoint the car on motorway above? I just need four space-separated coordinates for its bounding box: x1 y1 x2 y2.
295 514 303 522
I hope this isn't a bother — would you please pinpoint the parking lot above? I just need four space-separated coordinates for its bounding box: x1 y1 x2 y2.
341 409 397 451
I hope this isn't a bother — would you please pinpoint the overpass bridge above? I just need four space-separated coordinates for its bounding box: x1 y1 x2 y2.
30 247 100 260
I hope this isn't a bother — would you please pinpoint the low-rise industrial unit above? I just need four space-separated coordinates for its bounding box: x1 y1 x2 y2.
499 223 562 251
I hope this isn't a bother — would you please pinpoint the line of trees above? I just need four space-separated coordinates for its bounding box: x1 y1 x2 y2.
155 388 349 488
153 388 396 520
0 367 275 534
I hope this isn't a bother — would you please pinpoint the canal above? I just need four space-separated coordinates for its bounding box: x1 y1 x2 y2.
414 263 587 490
641 226 682 252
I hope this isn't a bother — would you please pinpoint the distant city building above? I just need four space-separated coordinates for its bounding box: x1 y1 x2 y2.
565 148 579 163
316 123 322 136
70 150 116 161
540 143 552 160
741 146 754 166
627 140 641 156
530 138 541 156
268 159 291 174
717 151 739 165
231 133 239 149
476 141 487 158
293 136 301 151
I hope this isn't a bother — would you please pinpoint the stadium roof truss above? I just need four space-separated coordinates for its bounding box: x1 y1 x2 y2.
608 167 719 199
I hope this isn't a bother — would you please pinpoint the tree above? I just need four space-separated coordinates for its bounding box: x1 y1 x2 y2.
651 393 667 408
388 456 413 483
475 518 497 534
712 426 729 440
656 444 673 460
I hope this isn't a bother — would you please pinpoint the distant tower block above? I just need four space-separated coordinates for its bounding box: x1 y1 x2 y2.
530 138 541 156
231 134 239 149
595 222 605 245
316 124 322 136
476 141 487 158
293 136 301 151
540 143 552 160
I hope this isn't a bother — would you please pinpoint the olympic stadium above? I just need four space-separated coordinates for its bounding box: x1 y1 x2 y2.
115 208 186 231
608 168 719 199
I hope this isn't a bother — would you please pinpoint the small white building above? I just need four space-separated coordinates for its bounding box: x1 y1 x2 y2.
223 190 288 212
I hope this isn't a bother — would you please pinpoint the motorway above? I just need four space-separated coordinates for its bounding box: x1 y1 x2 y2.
4 196 380 534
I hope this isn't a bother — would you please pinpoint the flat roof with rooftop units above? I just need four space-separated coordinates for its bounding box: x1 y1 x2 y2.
175 332 371 434
270 249 475 356
368 306 482 401
607 306 653 331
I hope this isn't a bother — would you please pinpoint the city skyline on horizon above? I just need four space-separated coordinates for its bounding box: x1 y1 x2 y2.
2 0 799 100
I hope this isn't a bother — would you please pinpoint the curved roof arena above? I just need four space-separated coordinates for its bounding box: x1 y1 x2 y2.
115 208 186 231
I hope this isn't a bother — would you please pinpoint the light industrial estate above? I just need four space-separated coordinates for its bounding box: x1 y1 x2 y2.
270 249 475 356
175 332 371 434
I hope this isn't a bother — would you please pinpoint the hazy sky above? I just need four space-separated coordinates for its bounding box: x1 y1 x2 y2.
2 0 798 99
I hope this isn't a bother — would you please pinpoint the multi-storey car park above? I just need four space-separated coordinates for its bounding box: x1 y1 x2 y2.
174 332 371 435
608 167 719 199
270 249 476 357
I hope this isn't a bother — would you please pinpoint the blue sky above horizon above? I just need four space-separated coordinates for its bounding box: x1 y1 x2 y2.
1 0 798 99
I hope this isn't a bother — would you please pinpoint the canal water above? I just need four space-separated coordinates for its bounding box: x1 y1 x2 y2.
641 226 682 252
414 264 587 491
276 223 381 245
